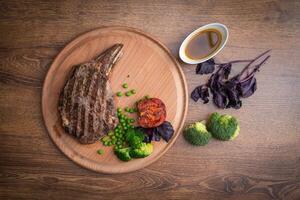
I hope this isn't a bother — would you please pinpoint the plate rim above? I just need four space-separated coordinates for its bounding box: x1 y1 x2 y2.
42 26 188 174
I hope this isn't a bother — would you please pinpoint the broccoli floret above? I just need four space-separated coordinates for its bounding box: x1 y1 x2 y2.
114 147 132 161
130 143 153 158
183 121 212 146
207 112 240 141
125 128 145 149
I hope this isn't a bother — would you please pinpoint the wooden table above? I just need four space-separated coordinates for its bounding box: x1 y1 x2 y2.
1 0 300 199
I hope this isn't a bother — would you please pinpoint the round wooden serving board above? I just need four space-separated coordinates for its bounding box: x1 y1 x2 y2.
42 26 188 174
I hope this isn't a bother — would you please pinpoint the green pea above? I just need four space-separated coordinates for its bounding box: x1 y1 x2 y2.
130 118 135 123
103 141 109 146
117 107 122 113
117 141 122 145
117 125 122 130
116 92 122 97
145 95 150 99
125 91 132 97
101 136 110 142
118 145 122 149
122 83 128 89
108 132 114 136
108 141 112 146
128 125 134 129
114 146 119 151
129 108 135 113
124 107 129 112
130 89 136 94
97 149 104 155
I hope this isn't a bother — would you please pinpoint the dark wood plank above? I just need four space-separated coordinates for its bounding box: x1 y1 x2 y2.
1 0 300 199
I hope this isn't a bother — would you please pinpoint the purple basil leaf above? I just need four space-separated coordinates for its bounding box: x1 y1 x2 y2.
191 85 209 103
138 122 174 143
138 126 161 142
216 63 231 79
208 69 228 108
196 58 215 75
224 81 242 109
156 121 174 142
223 63 232 79
143 135 151 143
212 91 227 109
137 127 156 143
238 77 257 98
153 131 161 141
208 73 222 91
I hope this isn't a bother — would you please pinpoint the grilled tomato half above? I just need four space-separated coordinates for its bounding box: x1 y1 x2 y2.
137 98 166 128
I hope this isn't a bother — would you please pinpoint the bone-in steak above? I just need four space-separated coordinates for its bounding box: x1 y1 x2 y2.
58 44 123 144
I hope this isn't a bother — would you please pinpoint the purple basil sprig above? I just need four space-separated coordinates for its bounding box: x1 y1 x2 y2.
191 50 271 109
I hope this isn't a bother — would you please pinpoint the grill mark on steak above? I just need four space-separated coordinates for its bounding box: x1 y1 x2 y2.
59 68 76 132
58 44 123 144
104 85 112 132
75 67 89 136
93 75 102 134
95 74 105 134
88 66 101 135
68 72 79 134
80 65 94 138
71 70 85 136
83 65 93 97
94 88 102 134
102 80 109 133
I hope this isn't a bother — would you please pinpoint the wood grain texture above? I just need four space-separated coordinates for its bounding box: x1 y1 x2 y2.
0 0 300 199
42 26 187 173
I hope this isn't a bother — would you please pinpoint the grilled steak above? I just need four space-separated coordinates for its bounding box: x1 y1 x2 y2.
59 44 123 144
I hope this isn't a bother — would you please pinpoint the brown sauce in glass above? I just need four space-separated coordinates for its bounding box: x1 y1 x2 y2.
185 29 222 60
